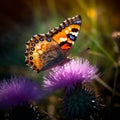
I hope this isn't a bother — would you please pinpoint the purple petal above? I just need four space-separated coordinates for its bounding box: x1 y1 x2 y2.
43 58 98 92
0 76 42 109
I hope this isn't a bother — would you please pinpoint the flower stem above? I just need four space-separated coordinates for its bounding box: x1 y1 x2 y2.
95 76 120 97
112 66 119 97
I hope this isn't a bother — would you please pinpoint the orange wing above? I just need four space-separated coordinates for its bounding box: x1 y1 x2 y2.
25 15 82 73
25 34 64 72
47 15 82 54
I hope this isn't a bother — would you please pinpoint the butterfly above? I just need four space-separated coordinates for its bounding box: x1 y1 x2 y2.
25 15 82 73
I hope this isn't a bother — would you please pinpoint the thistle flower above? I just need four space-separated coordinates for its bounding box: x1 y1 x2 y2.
4 103 51 120
0 76 41 109
61 85 100 119
43 58 98 92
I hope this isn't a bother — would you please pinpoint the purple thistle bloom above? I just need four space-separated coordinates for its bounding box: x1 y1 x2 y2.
0 76 41 109
43 58 98 92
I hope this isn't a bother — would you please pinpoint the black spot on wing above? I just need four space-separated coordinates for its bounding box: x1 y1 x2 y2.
39 37 44 41
67 34 76 41
31 43 35 46
45 34 51 42
72 28 79 32
46 37 51 42
34 39 39 43
31 47 35 51
30 56 33 60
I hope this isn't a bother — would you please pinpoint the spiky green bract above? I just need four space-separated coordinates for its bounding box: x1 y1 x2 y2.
61 85 99 119
4 103 51 120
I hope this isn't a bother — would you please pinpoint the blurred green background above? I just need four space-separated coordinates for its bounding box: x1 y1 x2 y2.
0 0 120 118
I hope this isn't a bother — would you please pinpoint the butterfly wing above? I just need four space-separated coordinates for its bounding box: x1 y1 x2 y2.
47 15 82 56
25 34 64 72
25 15 82 73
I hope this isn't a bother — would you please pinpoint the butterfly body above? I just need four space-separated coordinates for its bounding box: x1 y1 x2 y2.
25 15 82 72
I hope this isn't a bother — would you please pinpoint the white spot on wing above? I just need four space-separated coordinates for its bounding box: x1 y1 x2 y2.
72 16 75 19
59 37 67 42
70 32 78 37
72 41 75 44
51 29 54 32
26 45 29 49
64 20 67 23
34 35 38 37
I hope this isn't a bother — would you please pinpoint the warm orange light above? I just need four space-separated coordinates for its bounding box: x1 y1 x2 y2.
87 9 97 19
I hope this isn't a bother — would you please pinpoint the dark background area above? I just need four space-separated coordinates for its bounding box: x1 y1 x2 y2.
0 0 120 119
